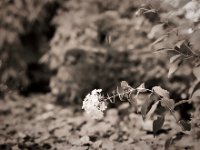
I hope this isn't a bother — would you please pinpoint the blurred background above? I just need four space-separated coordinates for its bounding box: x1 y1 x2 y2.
1 0 193 103
0 0 199 149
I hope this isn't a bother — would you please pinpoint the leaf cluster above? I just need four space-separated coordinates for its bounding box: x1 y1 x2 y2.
105 81 192 137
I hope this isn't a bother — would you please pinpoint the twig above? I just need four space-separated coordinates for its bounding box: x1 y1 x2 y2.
174 99 192 108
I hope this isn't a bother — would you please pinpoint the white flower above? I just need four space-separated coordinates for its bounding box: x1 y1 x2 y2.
82 89 107 119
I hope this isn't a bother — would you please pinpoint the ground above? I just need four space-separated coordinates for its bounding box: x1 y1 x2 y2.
0 92 196 150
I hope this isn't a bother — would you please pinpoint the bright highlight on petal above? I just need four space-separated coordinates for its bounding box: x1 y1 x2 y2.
82 89 107 119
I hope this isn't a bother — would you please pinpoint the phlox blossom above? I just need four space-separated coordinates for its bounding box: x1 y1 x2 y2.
82 89 107 119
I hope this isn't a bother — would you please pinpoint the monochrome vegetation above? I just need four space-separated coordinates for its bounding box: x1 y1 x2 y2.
0 0 200 149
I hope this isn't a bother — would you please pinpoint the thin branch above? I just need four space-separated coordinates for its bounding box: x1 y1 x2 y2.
174 99 192 108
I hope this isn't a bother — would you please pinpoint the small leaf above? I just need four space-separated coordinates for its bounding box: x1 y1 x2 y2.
153 115 165 136
153 86 169 98
174 41 193 55
154 103 167 115
169 54 181 63
161 98 175 111
121 81 129 88
128 92 138 113
141 102 149 120
192 89 200 98
179 120 191 131
141 93 160 117
150 35 167 47
136 83 146 93
148 24 164 39
189 30 200 55
175 40 185 49
189 81 200 97
141 93 158 120
121 81 132 91
150 92 160 102
146 101 160 120
135 9 143 16
168 60 181 78
193 66 200 81
154 48 174 52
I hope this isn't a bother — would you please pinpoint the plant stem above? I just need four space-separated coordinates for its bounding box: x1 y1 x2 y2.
174 99 192 108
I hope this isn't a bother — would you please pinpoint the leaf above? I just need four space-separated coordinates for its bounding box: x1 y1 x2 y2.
193 66 200 81
189 81 200 97
154 103 167 115
128 93 138 113
179 120 191 131
141 93 159 120
154 48 174 52
150 35 168 47
136 83 146 93
161 98 175 111
168 60 181 78
141 103 149 120
169 54 181 63
146 101 160 120
189 30 200 55
175 40 185 49
150 92 160 102
174 41 193 56
121 81 129 88
121 81 132 91
192 89 200 98
153 115 165 136
153 86 169 98
148 24 164 39
135 9 143 16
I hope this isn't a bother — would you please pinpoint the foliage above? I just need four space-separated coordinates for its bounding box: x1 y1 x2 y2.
81 0 200 149
83 81 192 133
0 0 60 94
1 0 200 149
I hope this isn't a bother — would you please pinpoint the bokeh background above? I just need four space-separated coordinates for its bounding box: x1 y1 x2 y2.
0 0 199 149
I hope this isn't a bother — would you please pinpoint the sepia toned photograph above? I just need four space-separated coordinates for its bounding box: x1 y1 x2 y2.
0 0 200 149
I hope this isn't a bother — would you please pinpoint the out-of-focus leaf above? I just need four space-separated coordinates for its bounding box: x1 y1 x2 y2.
189 81 200 97
135 8 144 17
192 89 200 98
121 81 132 91
193 66 200 81
189 30 200 55
141 93 158 120
146 101 160 120
150 92 160 103
141 93 160 120
136 83 146 93
175 40 185 49
121 81 129 88
169 54 181 63
129 92 138 113
148 24 165 39
154 103 167 115
153 86 169 98
179 120 191 131
174 41 193 56
153 115 165 136
161 98 175 111
141 101 150 120
150 35 167 47
168 60 181 78
154 48 174 52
